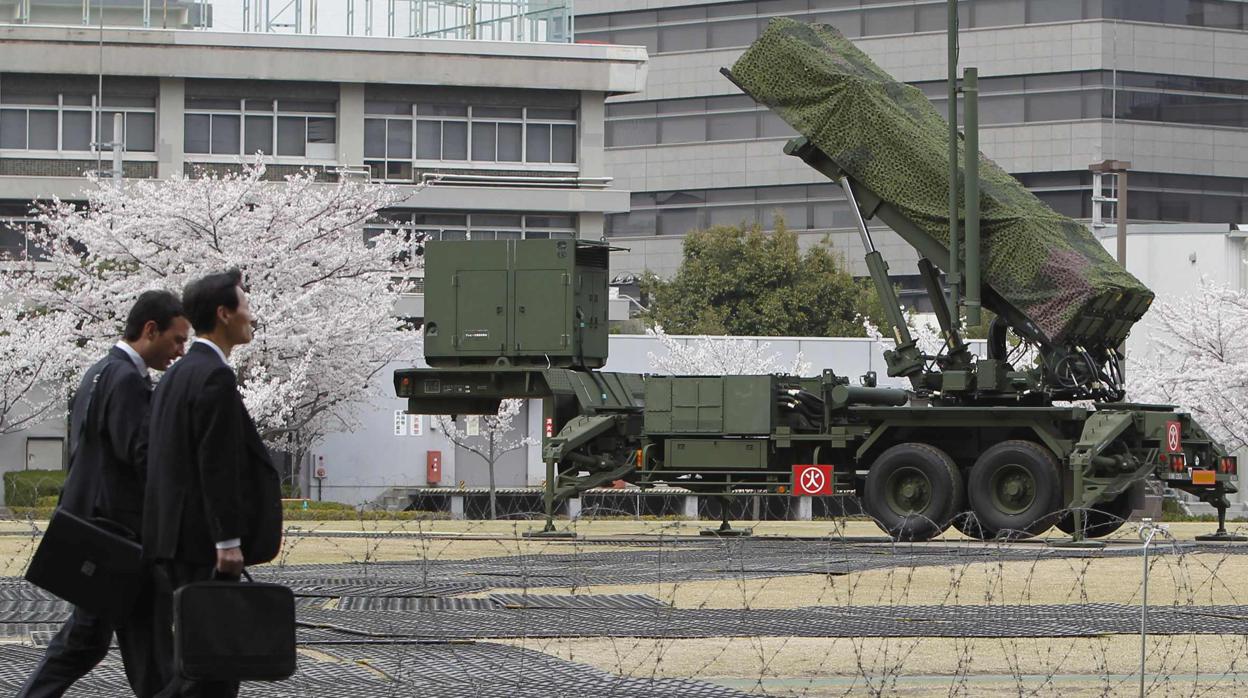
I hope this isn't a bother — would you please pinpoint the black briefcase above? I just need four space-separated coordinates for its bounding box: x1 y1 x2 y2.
173 570 297 682
24 508 143 625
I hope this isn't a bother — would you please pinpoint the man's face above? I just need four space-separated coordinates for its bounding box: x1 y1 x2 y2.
222 286 255 346
147 316 191 371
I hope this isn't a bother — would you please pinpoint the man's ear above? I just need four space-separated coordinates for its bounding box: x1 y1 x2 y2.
143 319 160 341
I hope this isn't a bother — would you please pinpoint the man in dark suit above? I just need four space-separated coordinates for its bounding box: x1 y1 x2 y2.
19 290 189 698
145 270 282 698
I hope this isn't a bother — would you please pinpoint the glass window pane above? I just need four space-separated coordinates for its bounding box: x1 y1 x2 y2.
417 104 467 117
529 108 576 120
610 28 658 53
416 121 441 159
552 124 576 163
759 111 794 138
184 113 210 153
474 106 523 118
658 24 707 52
606 209 657 236
245 99 274 112
186 98 239 110
307 117 335 143
607 119 657 147
1027 0 1083 23
442 121 467 160
365 100 410 115
863 7 915 35
244 114 274 155
126 112 155 152
28 110 56 149
278 100 335 113
1 110 27 149
276 116 305 156
385 161 412 180
474 214 523 227
708 205 756 228
526 123 551 162
980 95 1025 124
659 115 706 144
62 111 92 150
658 208 700 236
975 0 1026 27
708 112 756 141
210 114 240 154
708 19 758 48
1026 92 1083 121
387 119 412 159
498 123 522 161
101 95 155 108
471 122 496 160
96 111 120 145
62 94 92 106
364 119 386 158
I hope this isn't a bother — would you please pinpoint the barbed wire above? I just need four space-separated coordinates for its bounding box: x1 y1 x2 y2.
1 483 1246 697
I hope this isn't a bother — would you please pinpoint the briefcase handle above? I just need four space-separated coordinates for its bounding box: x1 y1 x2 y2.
211 568 255 583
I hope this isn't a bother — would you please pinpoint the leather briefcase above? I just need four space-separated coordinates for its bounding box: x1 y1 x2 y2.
25 508 144 625
173 570 297 682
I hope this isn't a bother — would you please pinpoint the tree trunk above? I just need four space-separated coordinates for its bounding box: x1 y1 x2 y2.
488 440 497 520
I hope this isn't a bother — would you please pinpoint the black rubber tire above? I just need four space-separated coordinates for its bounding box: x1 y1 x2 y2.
1056 492 1132 538
967 440 1063 540
864 443 963 542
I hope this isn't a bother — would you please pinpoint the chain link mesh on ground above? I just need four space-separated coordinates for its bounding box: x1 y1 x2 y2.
1 512 1246 697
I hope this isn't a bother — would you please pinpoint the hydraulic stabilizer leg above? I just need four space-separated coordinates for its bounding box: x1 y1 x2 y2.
1195 485 1247 542
699 495 752 537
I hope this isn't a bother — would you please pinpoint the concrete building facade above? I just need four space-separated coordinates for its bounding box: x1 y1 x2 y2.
574 0 1248 295
0 17 645 495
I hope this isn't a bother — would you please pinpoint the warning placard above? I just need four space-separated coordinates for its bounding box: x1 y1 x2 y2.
1164 421 1182 454
792 464 833 496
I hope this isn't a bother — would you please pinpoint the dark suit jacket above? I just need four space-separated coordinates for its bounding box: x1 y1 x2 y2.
143 343 282 567
58 345 152 537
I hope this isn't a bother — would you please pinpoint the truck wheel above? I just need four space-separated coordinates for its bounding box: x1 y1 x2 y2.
864 443 962 542
967 440 1062 539
1056 492 1132 538
951 511 991 540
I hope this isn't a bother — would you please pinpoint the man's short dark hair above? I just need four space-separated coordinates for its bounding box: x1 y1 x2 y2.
122 290 185 341
183 269 243 334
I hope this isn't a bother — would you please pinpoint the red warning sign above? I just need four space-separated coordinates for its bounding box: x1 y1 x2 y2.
1164 421 1182 454
792 464 833 496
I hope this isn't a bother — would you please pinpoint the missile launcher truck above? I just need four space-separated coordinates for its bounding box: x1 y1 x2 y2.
395 19 1241 542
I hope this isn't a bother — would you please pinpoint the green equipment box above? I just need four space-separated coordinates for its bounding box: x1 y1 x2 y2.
423 239 610 369
645 375 776 435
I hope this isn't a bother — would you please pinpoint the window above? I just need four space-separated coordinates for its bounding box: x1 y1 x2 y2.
365 115 413 181
184 97 336 159
409 104 575 165
0 89 155 153
0 217 47 261
379 211 574 253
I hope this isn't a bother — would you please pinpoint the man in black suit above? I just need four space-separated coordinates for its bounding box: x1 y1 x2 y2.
145 270 282 698
19 290 189 698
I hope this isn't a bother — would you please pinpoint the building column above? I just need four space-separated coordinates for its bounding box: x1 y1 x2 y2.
566 497 582 521
578 91 605 180
682 495 698 520
791 496 812 521
337 83 365 171
157 78 184 179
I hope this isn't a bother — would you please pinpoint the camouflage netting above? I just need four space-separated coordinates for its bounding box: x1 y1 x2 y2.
728 18 1152 347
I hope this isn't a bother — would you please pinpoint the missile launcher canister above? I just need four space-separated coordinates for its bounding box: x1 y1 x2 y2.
727 18 1152 350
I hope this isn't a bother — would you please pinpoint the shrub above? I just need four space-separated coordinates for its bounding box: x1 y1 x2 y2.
4 470 68 508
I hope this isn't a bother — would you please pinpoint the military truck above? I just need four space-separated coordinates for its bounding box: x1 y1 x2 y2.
396 20 1240 543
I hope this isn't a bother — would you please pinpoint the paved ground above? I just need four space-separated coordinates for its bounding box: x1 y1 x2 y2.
1 519 1246 696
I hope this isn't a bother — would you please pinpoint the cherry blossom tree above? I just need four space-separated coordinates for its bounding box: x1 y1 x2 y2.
1130 281 1248 454
645 325 812 375
0 162 421 488
433 399 534 520
0 306 85 436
